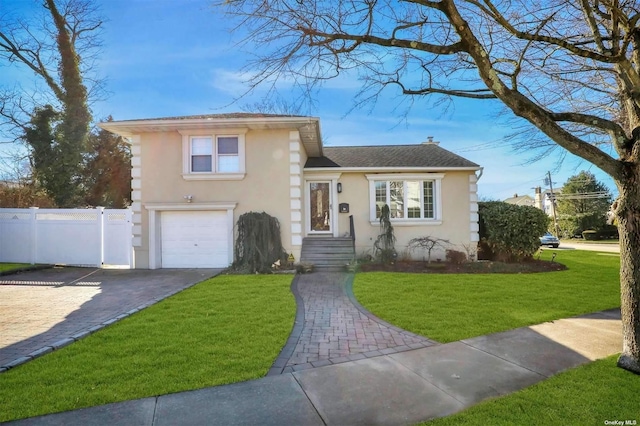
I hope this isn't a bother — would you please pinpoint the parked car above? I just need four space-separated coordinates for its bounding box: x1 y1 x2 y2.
539 232 560 248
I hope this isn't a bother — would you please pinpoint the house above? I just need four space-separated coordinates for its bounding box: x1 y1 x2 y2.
99 113 482 269
503 193 535 207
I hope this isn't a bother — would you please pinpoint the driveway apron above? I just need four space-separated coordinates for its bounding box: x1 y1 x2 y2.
272 272 437 374
0 267 220 371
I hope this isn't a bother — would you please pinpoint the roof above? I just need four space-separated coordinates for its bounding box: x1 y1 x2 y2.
304 144 480 170
504 195 535 206
99 113 323 156
111 113 307 122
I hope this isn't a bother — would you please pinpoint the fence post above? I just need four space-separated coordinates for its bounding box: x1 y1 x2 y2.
126 208 133 269
98 207 105 268
29 207 38 265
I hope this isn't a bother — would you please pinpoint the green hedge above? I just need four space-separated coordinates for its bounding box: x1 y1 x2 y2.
479 202 549 262
582 225 618 241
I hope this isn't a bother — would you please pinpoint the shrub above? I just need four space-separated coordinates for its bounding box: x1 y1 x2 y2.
232 211 287 273
374 204 396 263
445 249 467 264
408 236 450 263
599 224 619 239
582 230 599 240
479 201 549 262
556 213 606 239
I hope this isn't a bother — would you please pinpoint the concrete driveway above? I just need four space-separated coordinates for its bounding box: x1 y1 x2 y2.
0 267 221 371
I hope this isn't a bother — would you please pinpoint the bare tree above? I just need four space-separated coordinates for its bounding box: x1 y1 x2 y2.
223 0 640 373
0 0 104 206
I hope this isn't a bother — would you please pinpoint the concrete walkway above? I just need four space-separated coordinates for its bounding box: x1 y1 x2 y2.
5 272 622 425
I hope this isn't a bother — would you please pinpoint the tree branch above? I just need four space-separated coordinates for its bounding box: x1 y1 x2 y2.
440 0 621 177
480 0 627 63
300 26 467 55
0 32 64 100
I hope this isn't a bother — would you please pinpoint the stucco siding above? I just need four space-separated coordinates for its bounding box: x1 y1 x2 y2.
332 171 476 261
137 128 298 267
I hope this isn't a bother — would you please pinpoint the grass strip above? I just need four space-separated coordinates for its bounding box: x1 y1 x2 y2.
0 274 295 422
353 250 620 342
425 355 639 425
0 263 32 273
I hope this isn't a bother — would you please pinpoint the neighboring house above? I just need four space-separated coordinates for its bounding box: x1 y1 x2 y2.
504 193 535 207
506 188 559 218
534 186 559 217
100 113 482 269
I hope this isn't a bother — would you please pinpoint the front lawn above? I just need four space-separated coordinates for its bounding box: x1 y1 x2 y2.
0 274 295 422
425 355 639 425
0 263 31 273
354 250 620 342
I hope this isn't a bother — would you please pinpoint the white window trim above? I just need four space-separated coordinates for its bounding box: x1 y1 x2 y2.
304 173 342 237
180 129 247 180
366 173 444 225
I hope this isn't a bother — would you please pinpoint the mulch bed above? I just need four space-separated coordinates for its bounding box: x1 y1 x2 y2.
359 259 567 274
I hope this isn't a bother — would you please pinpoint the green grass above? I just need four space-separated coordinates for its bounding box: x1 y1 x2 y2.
0 274 295 422
424 355 640 425
0 263 31 273
354 250 620 342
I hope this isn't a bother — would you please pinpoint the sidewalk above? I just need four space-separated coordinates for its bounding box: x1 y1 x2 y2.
7 308 621 425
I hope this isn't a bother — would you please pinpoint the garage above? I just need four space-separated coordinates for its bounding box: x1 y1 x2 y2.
161 211 230 268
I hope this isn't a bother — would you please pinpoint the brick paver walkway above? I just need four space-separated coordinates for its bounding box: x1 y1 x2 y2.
0 267 220 371
275 272 436 373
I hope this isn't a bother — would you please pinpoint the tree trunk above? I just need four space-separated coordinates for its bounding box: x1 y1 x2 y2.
616 173 640 374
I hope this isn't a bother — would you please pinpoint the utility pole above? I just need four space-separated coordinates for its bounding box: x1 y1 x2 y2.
547 171 560 237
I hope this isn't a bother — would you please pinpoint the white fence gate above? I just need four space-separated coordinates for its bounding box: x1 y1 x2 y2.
0 207 132 268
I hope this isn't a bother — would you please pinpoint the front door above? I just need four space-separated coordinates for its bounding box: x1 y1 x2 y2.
308 181 332 233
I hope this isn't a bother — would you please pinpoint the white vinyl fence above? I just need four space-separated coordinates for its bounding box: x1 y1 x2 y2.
0 207 132 268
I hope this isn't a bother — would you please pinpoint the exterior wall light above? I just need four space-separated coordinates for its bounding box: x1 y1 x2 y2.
337 182 342 193
184 195 193 203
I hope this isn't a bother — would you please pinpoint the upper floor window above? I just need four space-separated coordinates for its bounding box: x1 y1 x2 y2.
216 136 239 172
191 137 213 172
181 130 246 180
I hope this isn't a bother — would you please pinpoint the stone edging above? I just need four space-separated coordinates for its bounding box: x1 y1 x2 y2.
0 271 220 373
271 272 438 375
267 274 306 376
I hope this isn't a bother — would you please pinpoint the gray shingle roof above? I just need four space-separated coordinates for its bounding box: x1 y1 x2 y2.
114 112 306 122
305 144 479 169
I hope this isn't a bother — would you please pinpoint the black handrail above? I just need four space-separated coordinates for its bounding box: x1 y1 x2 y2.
349 214 356 259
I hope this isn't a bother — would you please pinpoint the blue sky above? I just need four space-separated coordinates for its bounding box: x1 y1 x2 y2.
2 0 618 200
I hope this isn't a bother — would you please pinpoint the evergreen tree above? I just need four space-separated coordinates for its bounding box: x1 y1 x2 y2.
83 121 132 208
556 171 612 237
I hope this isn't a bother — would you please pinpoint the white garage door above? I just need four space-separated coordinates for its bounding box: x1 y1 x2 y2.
161 211 229 268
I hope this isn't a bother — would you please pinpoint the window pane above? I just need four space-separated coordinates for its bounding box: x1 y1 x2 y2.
218 155 239 172
390 181 404 218
407 181 421 218
423 181 434 218
375 181 386 219
191 137 212 155
217 137 238 154
192 155 212 172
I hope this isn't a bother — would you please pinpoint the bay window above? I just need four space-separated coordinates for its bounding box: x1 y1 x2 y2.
368 174 443 223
